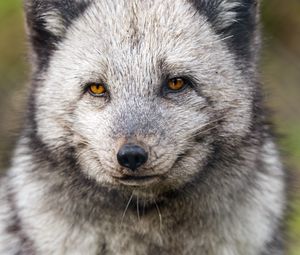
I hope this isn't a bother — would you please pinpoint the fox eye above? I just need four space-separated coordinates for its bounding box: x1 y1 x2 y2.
166 78 187 92
88 83 107 96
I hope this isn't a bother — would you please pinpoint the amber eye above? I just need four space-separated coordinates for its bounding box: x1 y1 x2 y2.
88 84 107 96
167 78 186 91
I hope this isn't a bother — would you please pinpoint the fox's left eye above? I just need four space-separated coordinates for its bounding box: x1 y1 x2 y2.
88 83 107 96
168 78 185 91
164 78 189 94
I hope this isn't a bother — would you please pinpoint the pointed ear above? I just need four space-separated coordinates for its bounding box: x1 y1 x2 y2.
190 0 260 60
24 0 90 69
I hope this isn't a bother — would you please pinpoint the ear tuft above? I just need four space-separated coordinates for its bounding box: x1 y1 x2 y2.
211 1 242 31
39 10 66 38
190 0 259 60
24 0 90 69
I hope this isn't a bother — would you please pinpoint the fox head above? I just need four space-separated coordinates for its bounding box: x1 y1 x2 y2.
24 0 261 199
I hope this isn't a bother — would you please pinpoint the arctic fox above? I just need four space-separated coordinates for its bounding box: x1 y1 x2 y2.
0 0 285 254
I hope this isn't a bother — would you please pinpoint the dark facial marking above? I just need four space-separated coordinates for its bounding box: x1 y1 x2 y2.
188 0 258 60
25 0 91 70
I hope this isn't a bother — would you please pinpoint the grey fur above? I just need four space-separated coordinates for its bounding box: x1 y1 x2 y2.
0 0 286 254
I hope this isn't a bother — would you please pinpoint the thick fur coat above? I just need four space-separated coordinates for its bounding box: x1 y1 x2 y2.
0 0 286 254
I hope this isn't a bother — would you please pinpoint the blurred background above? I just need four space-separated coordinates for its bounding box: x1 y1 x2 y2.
0 0 299 253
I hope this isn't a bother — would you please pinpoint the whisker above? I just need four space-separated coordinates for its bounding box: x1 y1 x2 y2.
136 195 140 222
143 200 146 217
198 35 234 46
154 200 163 231
121 192 134 226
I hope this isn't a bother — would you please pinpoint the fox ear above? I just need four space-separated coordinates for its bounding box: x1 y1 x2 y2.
190 0 260 60
24 0 90 69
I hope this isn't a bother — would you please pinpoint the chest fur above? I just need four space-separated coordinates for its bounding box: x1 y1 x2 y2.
14 204 267 255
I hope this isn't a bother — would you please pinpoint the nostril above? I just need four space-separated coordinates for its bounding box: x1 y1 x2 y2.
135 156 142 165
117 144 148 171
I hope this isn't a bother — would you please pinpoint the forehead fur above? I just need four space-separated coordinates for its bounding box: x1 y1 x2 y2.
25 0 258 68
55 0 225 79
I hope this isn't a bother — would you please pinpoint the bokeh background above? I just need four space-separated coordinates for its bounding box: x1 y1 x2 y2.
0 0 299 253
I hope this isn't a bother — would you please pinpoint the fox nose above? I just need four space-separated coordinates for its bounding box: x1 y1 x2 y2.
117 144 148 171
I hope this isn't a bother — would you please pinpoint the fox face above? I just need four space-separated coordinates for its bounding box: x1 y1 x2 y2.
25 0 258 199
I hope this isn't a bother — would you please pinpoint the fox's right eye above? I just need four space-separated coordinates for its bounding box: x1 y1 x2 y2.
87 84 107 97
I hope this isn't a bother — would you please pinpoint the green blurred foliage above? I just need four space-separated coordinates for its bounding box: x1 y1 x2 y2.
260 6 300 253
0 0 27 170
0 1 299 254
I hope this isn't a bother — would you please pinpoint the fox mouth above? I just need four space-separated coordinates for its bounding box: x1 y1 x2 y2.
112 174 162 186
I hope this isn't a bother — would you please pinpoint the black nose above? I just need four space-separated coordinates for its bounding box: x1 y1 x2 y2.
117 144 148 171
